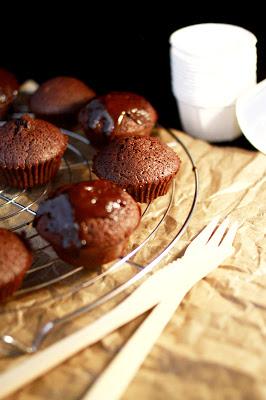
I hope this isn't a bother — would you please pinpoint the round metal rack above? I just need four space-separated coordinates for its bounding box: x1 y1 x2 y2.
0 127 198 352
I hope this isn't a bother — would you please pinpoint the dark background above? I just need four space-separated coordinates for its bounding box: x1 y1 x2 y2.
2 9 264 150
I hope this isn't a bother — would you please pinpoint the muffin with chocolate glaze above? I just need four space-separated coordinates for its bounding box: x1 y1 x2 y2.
0 69 19 119
34 180 141 268
93 136 181 203
79 92 157 147
0 114 68 189
0 228 32 302
30 76 95 129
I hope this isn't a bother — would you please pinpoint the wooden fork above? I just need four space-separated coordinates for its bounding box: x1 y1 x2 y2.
83 216 238 400
0 217 237 400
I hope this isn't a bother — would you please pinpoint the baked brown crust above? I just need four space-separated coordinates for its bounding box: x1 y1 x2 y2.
30 76 95 128
0 114 68 188
0 228 32 302
93 136 181 202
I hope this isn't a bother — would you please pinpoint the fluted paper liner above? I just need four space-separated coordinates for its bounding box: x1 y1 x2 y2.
0 156 64 189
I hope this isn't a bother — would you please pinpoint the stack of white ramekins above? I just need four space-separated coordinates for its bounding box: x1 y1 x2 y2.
170 23 257 141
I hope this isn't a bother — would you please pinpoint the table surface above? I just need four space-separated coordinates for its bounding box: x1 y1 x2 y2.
1 130 266 400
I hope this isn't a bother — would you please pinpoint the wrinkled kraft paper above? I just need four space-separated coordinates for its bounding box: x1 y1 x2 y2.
0 129 266 400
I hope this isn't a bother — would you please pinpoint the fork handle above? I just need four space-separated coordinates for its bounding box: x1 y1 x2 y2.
0 256 213 399
81 251 232 400
82 287 188 400
0 260 184 400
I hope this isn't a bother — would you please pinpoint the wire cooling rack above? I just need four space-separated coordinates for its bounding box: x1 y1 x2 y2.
0 126 198 353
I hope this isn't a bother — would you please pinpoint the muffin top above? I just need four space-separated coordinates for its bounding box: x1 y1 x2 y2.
30 76 95 115
79 92 157 146
34 180 141 250
93 136 181 187
0 69 19 111
0 114 68 168
0 228 32 287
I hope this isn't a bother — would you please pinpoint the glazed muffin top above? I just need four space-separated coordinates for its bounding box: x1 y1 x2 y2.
79 91 157 146
0 114 68 169
34 179 141 249
0 69 19 113
30 76 95 115
93 136 181 187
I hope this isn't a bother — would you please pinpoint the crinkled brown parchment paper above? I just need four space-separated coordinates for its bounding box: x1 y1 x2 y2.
1 129 266 400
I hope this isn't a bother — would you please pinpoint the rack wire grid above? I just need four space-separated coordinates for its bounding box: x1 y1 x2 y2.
0 126 198 352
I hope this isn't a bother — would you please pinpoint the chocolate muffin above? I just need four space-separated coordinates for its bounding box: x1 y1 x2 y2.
0 114 68 189
30 76 95 129
0 68 19 119
34 180 141 268
93 136 181 203
0 228 32 302
78 92 158 147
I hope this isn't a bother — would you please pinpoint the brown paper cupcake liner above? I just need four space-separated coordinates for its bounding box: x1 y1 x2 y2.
0 155 63 189
127 175 173 203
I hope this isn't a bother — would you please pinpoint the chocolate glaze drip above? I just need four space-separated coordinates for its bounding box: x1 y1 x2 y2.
61 180 127 220
79 92 158 148
84 99 114 138
34 193 81 249
34 180 127 250
0 69 18 99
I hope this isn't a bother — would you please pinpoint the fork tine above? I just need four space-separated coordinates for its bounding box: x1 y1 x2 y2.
220 221 238 248
207 217 230 246
184 216 220 254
